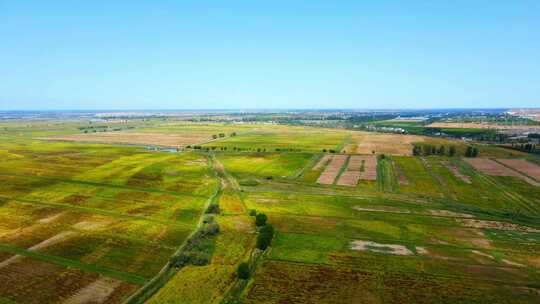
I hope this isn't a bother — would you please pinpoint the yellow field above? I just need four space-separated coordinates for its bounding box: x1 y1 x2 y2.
355 132 426 156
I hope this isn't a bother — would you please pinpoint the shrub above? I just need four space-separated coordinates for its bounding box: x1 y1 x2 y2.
201 221 220 236
237 262 250 279
255 213 267 226
249 209 257 216
205 204 220 214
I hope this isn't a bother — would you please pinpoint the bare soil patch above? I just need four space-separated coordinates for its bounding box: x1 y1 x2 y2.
336 155 365 186
73 221 112 231
316 155 348 185
456 219 539 232
496 159 540 182
353 206 410 214
464 158 521 176
43 132 210 148
442 161 471 183
0 231 76 269
356 132 425 156
502 259 525 267
350 240 412 255
428 209 474 218
38 212 68 224
63 276 122 304
464 158 539 186
312 154 332 170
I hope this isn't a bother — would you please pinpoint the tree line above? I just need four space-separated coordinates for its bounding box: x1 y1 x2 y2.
412 144 479 157
412 144 457 156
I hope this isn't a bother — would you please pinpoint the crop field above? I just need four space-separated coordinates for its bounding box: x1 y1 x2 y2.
42 122 256 148
2 119 540 303
428 122 540 130
355 132 426 156
0 126 219 303
201 126 351 152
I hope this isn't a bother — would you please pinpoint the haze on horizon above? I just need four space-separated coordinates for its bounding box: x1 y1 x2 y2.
1 1 539 111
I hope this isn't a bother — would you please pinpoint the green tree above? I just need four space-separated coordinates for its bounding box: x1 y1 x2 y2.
437 145 445 155
256 225 275 250
448 145 456 157
255 213 267 226
237 262 250 279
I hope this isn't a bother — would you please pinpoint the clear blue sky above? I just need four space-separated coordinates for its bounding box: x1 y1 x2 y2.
1 1 539 110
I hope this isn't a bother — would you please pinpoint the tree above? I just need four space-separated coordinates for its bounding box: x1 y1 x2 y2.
255 213 267 226
471 147 479 157
237 262 250 279
437 145 445 155
256 224 275 250
212 134 218 139
219 133 225 138
412 145 422 156
465 146 473 157
448 145 456 157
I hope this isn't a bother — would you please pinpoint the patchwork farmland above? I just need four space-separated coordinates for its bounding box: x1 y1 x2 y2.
1 118 540 303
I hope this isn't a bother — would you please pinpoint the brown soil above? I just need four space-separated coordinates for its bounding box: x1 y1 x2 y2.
355 132 426 156
63 276 122 304
350 240 413 255
456 219 539 232
0 231 75 269
336 155 365 186
316 155 348 184
43 132 211 147
313 155 332 170
464 158 539 186
428 209 474 218
496 159 540 181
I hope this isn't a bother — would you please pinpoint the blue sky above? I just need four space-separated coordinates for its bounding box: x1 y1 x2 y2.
1 1 539 110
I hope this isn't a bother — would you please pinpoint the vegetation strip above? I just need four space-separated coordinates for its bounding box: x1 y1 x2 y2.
0 195 194 228
333 155 350 184
0 172 205 198
0 242 146 285
122 154 221 304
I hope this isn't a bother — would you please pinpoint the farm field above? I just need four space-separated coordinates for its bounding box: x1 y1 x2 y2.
428 122 540 130
0 126 219 303
1 118 540 303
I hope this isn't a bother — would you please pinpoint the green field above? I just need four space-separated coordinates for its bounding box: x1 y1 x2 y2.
1 118 539 303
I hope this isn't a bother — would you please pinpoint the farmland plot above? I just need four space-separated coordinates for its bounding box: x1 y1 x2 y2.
356 132 425 156
464 158 539 186
43 132 211 148
496 159 540 181
336 155 377 186
0 139 217 303
316 155 348 185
